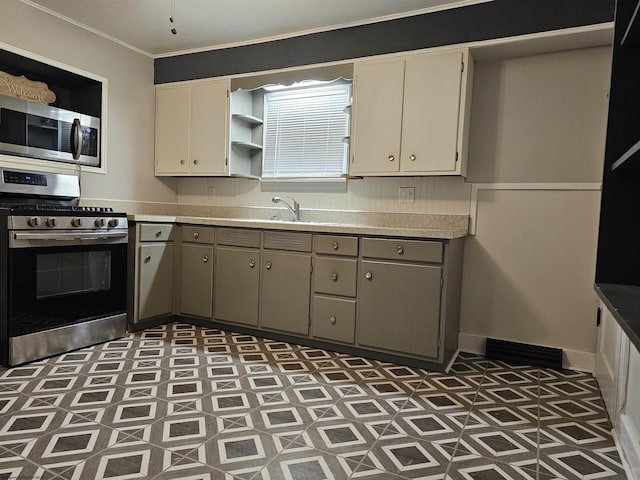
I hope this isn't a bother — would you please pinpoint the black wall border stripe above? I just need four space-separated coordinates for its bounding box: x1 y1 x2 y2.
154 0 614 84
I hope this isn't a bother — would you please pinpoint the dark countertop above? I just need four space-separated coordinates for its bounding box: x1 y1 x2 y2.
595 283 640 352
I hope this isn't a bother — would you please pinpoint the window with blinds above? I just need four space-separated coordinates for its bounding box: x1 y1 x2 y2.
262 81 351 179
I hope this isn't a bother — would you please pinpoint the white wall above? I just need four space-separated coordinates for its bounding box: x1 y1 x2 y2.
178 176 472 215
0 0 177 204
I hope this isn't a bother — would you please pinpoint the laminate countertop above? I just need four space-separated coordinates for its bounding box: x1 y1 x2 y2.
127 213 469 239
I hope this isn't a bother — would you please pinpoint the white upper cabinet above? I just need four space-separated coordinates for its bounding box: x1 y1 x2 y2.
155 79 229 176
350 48 473 176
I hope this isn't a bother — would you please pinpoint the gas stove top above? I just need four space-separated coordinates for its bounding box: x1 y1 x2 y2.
6 204 124 216
0 167 127 230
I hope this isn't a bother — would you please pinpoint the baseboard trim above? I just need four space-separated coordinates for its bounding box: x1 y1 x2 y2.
458 332 595 372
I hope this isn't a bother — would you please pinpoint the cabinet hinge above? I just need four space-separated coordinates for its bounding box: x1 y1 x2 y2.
226 89 229 98
596 307 602 327
225 157 228 166
310 264 313 273
455 151 459 163
440 277 444 288
351 154 355 164
461 61 464 73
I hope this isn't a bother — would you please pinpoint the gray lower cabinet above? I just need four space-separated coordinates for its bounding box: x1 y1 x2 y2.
180 243 214 318
179 226 215 318
136 229 175 322
261 250 312 335
214 246 260 326
260 231 312 335
311 235 359 344
357 240 443 359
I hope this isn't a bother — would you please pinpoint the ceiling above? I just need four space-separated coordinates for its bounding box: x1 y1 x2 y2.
22 0 490 57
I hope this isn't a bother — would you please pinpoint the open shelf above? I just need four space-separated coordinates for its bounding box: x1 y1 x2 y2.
232 113 263 126
611 138 640 172
621 0 640 47
231 140 263 151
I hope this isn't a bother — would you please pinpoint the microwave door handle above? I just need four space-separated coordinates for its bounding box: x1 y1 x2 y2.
71 118 82 160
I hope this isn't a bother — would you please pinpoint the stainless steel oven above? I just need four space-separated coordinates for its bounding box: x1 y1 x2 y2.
0 168 127 366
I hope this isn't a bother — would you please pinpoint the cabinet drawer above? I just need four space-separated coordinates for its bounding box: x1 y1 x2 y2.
182 225 215 244
216 228 261 248
140 224 175 242
314 257 357 297
264 231 312 252
315 235 358 256
360 237 443 263
312 296 356 344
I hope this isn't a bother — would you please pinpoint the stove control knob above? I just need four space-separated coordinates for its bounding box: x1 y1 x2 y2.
108 218 120 228
94 218 106 228
46 217 57 227
28 216 41 227
71 217 83 227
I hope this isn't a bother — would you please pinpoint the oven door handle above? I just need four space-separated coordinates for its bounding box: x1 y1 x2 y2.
10 231 128 248
13 231 128 241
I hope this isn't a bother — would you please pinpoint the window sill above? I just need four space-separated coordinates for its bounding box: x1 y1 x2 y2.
259 177 348 193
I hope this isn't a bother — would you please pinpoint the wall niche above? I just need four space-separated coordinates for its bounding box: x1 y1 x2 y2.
0 48 102 118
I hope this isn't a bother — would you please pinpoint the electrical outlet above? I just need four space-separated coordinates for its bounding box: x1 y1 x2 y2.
207 187 216 200
399 186 415 203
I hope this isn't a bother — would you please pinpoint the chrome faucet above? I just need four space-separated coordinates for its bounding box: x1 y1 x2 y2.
272 196 300 222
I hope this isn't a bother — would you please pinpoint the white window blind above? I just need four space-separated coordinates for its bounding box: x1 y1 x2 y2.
262 82 351 178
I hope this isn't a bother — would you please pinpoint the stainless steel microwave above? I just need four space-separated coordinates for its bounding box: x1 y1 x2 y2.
0 95 100 167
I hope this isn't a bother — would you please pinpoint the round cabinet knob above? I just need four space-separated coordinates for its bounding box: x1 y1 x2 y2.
193 159 199 165
332 241 339 250
203 255 209 263
144 255 151 263
265 261 272 270
155 230 162 237
95 218 106 228
108 218 120 228
365 271 373 280
28 216 41 227
329 315 337 325
397 245 404 255
249 260 256 268
331 273 339 282
71 217 83 227
409 154 417 161
46 217 57 227
388 154 395 162
193 232 199 239
180 159 185 165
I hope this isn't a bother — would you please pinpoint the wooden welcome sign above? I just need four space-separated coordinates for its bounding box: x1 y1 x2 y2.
0 70 56 105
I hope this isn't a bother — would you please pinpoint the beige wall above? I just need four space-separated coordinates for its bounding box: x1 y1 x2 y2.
460 47 611 357
0 0 177 204
467 47 611 183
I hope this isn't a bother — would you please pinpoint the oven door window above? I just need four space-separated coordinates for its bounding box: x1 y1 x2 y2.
9 243 126 337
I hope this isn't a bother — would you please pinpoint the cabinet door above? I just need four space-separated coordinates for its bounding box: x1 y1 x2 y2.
401 51 463 173
190 81 229 175
155 86 190 175
214 246 260 326
181 244 214 318
357 260 441 358
350 60 404 175
138 243 174 321
261 251 311 335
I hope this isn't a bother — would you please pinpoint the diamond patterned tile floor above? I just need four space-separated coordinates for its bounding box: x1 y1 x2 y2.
0 323 628 480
